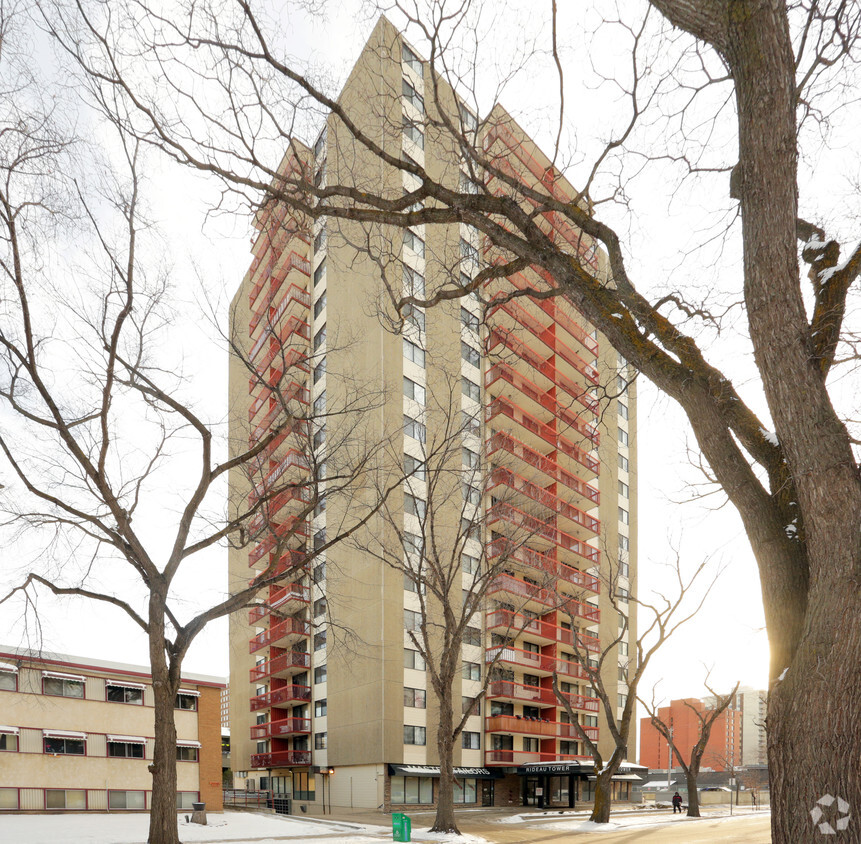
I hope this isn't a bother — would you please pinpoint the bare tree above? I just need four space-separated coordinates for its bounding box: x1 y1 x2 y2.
27 0 861 838
640 680 741 817
551 555 716 823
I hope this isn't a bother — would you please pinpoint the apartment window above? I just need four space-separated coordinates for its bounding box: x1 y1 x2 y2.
619 507 629 525
584 714 598 727
44 734 85 755
461 410 480 436
314 630 327 651
313 562 326 583
404 265 425 297
0 788 19 809
462 731 481 749
313 325 326 351
461 342 480 368
0 672 16 692
461 307 479 331
313 392 326 416
175 692 198 710
619 534 630 552
462 377 480 402
314 162 326 188
314 226 327 253
404 687 427 708
462 662 481 681
618 693 628 709
619 453 629 472
618 402 629 420
618 665 628 682
460 238 479 265
46 790 86 810
404 229 425 258
492 734 513 751
314 528 327 551
43 676 84 699
176 744 200 762
176 793 199 810
314 129 327 158
108 739 144 759
462 483 482 507
523 673 540 688
313 424 326 449
617 375 628 393
313 259 326 288
405 609 423 633
404 725 427 745
315 699 327 717
404 416 427 445
463 696 480 716
106 683 143 705
403 117 425 150
459 104 478 132
313 358 326 384
314 732 328 749
463 626 482 647
402 43 423 75
560 740 578 756
404 454 426 481
403 338 426 367
617 587 630 602
523 737 539 752
313 597 327 617
314 665 327 684
404 493 427 519
314 292 326 319
461 517 481 542
459 172 481 195
619 480 629 498
619 559 630 578
619 641 629 656
404 649 426 671
461 553 479 574
403 303 426 331
0 732 18 752
618 428 629 446
402 79 425 113
108 791 145 810
404 377 426 405
462 447 479 470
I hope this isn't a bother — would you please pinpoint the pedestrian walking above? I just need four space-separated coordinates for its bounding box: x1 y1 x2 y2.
672 791 683 814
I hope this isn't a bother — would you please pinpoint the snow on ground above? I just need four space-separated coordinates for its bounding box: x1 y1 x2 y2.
0 810 490 844
521 808 771 834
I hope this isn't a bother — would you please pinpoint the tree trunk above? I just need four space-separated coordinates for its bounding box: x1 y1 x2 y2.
430 689 458 834
685 768 700 818
147 595 180 844
590 770 614 824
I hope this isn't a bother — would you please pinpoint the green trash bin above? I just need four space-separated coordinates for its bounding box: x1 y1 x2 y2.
392 812 412 842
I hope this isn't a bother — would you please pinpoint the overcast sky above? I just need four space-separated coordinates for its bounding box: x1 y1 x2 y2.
0 0 801 722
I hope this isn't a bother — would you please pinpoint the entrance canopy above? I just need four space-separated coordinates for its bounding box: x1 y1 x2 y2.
388 764 501 779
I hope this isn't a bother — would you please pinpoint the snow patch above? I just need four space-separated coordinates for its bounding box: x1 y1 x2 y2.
761 428 779 447
785 524 797 538
777 668 788 682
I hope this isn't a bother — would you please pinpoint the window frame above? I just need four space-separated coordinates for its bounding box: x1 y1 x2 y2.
42 676 85 699
105 683 144 706
403 724 427 746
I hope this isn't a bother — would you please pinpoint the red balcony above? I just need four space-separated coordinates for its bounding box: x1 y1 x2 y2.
249 617 310 653
248 517 310 567
486 503 601 568
487 679 556 706
248 378 309 422
486 539 600 595
485 715 599 743
249 551 308 586
250 450 311 506
485 643 555 674
485 749 593 767
248 488 310 537
485 367 598 446
486 431 599 502
250 749 311 768
488 467 600 535
559 691 601 713
250 281 311 336
249 684 312 711
487 572 557 610
486 397 598 476
248 582 310 625
485 608 600 653
249 251 311 316
249 404 307 447
250 717 311 740
253 345 309 380
249 650 311 682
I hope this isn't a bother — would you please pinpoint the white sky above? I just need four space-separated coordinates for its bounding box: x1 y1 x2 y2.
7 0 830 737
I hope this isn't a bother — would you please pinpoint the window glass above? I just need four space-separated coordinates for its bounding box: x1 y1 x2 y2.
314 732 327 749
402 79 425 113
461 732 480 749
314 665 327 684
404 725 427 745
0 733 18 752
109 791 145 810
176 745 199 762
176 793 198 810
404 415 426 442
402 44 423 75
403 339 426 368
0 673 16 692
108 741 144 758
461 342 480 368
453 778 477 803
47 790 86 810
175 693 198 711
404 493 426 518
43 677 84 698
44 736 85 755
0 788 19 810
403 229 425 257
106 684 143 705
404 649 426 671
462 377 480 402
404 454 426 481
314 292 326 319
403 377 426 405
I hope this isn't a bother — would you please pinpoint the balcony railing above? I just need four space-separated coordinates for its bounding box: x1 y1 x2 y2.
250 281 311 336
487 679 556 706
486 431 600 501
250 749 311 768
250 717 312 740
249 684 311 711
485 749 593 766
486 538 600 594
486 644 592 681
248 378 309 422
248 616 310 653
485 715 599 742
486 609 600 653
248 517 310 567
249 650 311 682
248 488 311 537
249 450 311 506
248 581 311 623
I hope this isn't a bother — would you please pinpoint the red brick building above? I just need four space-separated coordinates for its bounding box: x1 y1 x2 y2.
639 698 741 772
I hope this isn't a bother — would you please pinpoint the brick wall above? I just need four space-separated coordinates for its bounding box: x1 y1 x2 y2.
197 686 224 810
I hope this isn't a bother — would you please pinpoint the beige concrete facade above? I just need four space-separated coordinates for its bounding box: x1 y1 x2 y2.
228 17 638 814
0 647 224 812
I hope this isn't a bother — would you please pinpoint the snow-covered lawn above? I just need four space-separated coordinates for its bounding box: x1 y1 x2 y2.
0 810 490 844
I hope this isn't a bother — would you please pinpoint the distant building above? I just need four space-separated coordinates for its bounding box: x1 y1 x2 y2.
221 684 230 730
639 697 741 772
0 646 224 813
736 687 767 766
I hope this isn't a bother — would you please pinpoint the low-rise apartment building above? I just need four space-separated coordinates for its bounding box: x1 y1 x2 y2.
0 647 224 812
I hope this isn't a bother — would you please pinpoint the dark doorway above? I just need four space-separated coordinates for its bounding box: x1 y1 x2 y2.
480 779 494 807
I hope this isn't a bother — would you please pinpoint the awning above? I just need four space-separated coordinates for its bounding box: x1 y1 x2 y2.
107 735 147 744
516 761 592 775
0 661 18 673
107 679 146 690
0 726 19 734
42 671 85 682
642 780 677 789
177 739 202 748
177 688 200 697
43 730 86 739
388 764 500 780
